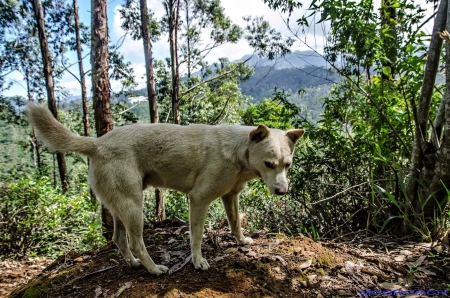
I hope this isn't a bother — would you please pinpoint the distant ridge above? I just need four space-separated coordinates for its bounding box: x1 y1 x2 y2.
240 50 330 70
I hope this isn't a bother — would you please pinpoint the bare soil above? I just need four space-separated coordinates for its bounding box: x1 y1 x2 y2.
4 220 450 298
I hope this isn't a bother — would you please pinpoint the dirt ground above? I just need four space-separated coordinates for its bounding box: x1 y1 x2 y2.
3 220 450 298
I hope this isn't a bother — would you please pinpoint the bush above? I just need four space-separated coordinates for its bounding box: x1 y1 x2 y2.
0 177 105 258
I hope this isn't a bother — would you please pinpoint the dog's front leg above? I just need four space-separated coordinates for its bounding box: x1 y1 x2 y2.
189 198 210 270
222 191 253 245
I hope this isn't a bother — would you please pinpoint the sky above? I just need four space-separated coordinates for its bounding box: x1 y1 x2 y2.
4 0 323 98
4 0 434 99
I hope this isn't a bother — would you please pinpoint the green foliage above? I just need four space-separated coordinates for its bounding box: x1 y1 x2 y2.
244 16 294 60
241 98 295 130
155 58 253 125
119 0 162 42
0 177 104 258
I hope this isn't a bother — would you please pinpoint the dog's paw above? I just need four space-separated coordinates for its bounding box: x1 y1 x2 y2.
148 264 169 275
129 257 141 268
193 257 210 270
239 236 254 245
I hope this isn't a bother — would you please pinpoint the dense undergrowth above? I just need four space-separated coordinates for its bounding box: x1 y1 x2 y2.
0 176 104 258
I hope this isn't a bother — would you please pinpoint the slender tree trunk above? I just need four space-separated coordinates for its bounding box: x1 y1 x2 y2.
417 0 450 228
74 0 90 138
140 0 165 221
168 0 181 124
404 0 447 235
26 70 41 170
32 0 68 192
74 0 96 201
380 0 397 79
185 0 191 80
92 0 114 240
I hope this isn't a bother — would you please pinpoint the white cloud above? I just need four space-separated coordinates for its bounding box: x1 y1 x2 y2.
4 0 325 98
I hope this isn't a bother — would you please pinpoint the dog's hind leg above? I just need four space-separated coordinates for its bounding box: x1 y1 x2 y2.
113 215 140 268
104 186 168 276
222 188 253 245
119 194 169 275
189 197 210 270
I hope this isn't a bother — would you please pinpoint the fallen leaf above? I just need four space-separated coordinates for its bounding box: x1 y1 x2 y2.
299 259 312 269
417 267 436 276
308 274 317 282
174 226 188 235
434 245 443 253
246 250 257 258
412 255 426 267
94 286 102 298
168 255 192 275
344 261 357 275
239 247 250 253
273 255 287 266
73 257 83 263
168 239 176 245
114 282 132 297
213 256 226 262
394 255 406 262
224 247 238 254
379 282 402 290
399 250 412 256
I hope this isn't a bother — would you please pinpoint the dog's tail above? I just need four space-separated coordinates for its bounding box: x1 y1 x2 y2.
26 102 96 156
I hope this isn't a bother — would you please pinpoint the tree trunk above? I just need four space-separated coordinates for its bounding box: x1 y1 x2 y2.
416 0 450 228
92 0 114 240
140 0 165 221
405 0 447 235
26 70 41 170
380 0 397 79
74 0 90 138
168 0 181 124
32 0 68 192
74 0 96 201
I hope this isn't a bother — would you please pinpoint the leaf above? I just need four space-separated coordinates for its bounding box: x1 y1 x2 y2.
417 267 436 276
114 282 132 297
379 282 402 290
394 255 406 262
412 255 426 267
94 286 102 298
168 255 192 275
344 261 357 275
399 250 412 256
224 247 238 254
299 259 312 269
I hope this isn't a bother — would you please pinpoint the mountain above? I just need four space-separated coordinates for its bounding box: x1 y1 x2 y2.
239 50 330 70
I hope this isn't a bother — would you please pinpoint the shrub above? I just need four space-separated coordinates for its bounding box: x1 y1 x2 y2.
0 176 104 258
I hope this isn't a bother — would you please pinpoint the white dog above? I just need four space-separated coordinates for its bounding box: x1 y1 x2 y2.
26 103 304 275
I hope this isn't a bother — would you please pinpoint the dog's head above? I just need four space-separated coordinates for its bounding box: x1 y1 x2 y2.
248 124 304 196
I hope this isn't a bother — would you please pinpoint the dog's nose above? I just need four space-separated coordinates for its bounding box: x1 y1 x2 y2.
275 188 286 195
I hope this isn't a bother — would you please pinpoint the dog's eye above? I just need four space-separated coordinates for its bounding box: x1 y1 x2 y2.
285 163 291 168
264 161 275 169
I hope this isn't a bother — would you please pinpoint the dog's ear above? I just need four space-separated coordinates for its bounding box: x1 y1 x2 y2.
250 124 270 142
286 129 305 144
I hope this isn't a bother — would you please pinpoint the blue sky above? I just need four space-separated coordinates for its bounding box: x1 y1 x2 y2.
4 0 316 98
4 0 434 99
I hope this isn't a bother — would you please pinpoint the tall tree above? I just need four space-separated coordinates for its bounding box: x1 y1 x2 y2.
139 0 165 220
405 0 448 234
73 0 90 138
119 0 166 221
91 0 114 239
164 0 181 124
31 0 69 191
